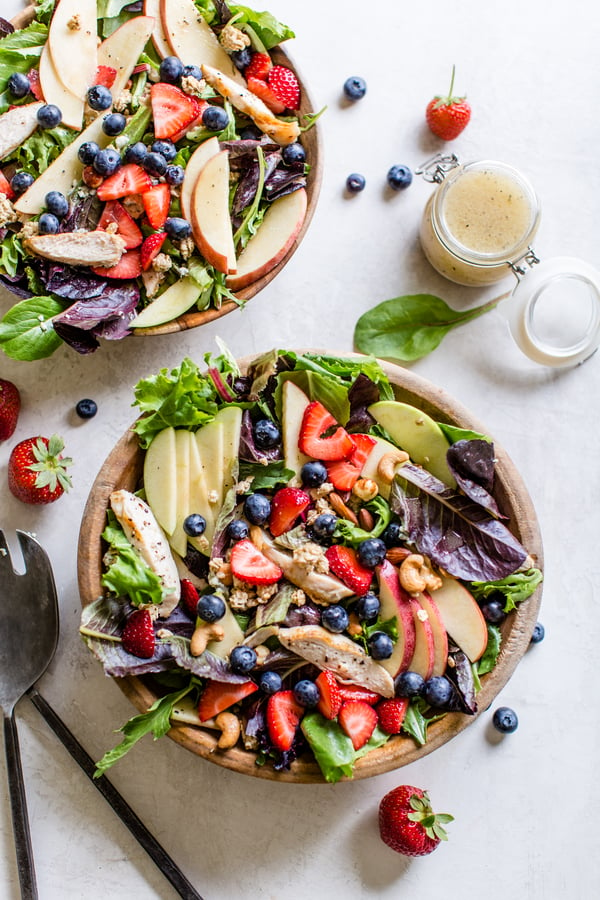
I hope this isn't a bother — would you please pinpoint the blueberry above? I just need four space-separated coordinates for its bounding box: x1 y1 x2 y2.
343 76 367 101
357 538 387 568
38 212 60 235
197 593 226 623
227 519 250 543
368 631 394 660
10 172 34 196
381 522 403 548
87 84 112 111
229 645 257 674
183 513 206 537
293 679 320 708
244 492 271 525
346 173 366 193
394 670 425 699
75 398 98 419
239 125 263 141
387 165 413 191
231 48 253 71
423 675 454 708
202 105 230 131
151 139 177 162
103 113 127 136
308 513 338 546
356 592 380 623
78 141 101 166
480 599 506 625
321 605 349 633
530 622 545 644
253 418 280 449
259 670 282 694
492 706 519 734
143 151 168 177
93 148 121 176
45 191 69 219
8 72 30 99
37 104 62 129
300 460 328 488
182 64 203 81
282 142 306 166
159 55 184 84
124 141 148 165
165 217 192 240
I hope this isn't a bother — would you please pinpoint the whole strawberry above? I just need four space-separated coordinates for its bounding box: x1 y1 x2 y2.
121 608 156 658
426 66 471 140
0 378 21 441
8 434 72 504
379 785 453 856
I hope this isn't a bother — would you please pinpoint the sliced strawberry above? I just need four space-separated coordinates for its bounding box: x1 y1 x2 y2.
315 670 342 720
246 76 286 115
326 433 376 491
269 487 311 537
325 545 373 595
151 82 200 140
198 679 258 722
142 183 171 229
267 65 300 110
169 98 208 142
338 699 378 750
338 684 381 706
350 433 377 469
97 200 143 249
96 164 153 202
92 248 142 280
376 698 409 735
180 578 200 618
121 609 155 658
230 539 283 585
95 65 117 89
298 401 355 462
27 68 43 100
266 690 304 751
0 169 16 200
245 52 273 81
140 231 167 271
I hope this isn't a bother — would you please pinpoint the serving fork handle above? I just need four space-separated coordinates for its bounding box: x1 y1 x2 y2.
3 710 38 900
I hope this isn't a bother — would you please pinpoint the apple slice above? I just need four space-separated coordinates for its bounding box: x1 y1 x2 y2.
430 576 488 662
368 400 456 487
359 435 408 500
168 428 192 557
160 0 244 84
39 44 84 130
180 136 220 222
143 0 172 59
206 603 245 658
131 277 201 329
375 560 417 677
417 591 449 677
190 150 236 274
281 380 311 480
97 15 156 100
188 430 216 552
226 189 307 291
218 406 243 499
47 0 97 100
143 426 178 536
14 115 111 215
407 595 436 680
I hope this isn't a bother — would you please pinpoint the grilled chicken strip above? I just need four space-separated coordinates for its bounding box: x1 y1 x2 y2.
24 231 126 267
0 102 44 161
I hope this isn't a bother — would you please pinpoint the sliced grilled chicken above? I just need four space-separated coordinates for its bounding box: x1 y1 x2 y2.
201 63 301 146
278 625 395 698
24 231 126 267
110 489 180 618
0 102 44 161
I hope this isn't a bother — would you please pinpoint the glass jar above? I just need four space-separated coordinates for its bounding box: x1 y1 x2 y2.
419 157 541 286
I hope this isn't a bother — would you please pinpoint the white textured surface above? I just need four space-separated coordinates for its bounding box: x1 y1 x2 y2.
1 0 600 897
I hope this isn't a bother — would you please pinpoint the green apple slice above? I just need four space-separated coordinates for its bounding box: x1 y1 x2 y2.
188 431 216 552
160 0 245 84
206 603 245 658
143 426 178 536
358 434 406 499
130 277 201 329
97 15 156 100
281 380 311 480
218 405 243 499
47 0 98 100
39 44 84 130
169 429 192 557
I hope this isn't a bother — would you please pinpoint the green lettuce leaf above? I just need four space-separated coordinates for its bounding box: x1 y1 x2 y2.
475 624 502 677
470 567 543 612
402 698 445 745
230 4 295 49
301 712 389 783
238 460 295 491
0 21 48 112
0 231 23 278
0 295 65 361
101 514 167 607
334 495 392 546
6 125 75 176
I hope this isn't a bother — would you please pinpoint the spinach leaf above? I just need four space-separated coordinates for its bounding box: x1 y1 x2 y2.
0 231 23 278
402 698 444 745
239 459 295 491
0 295 65 360
354 293 505 362
438 422 491 444
475 624 502 676
334 494 392 545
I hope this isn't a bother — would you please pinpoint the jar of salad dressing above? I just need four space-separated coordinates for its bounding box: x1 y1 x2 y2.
418 154 600 367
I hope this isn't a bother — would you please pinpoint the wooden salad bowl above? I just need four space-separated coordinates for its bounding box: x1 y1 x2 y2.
10 6 323 336
77 353 544 783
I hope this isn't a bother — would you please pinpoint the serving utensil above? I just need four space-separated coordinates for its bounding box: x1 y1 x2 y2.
0 529 203 900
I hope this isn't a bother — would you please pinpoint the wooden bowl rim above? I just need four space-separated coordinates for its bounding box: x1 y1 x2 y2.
8 6 323 338
77 352 544 783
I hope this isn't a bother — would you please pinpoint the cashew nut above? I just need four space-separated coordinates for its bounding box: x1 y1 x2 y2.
352 478 379 502
398 553 443 594
214 711 241 750
190 621 225 656
377 450 409 484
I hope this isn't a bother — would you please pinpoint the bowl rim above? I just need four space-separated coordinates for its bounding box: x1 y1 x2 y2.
77 351 544 783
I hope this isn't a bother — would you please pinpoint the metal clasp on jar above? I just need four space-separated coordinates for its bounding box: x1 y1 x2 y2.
415 152 460 183
507 246 541 280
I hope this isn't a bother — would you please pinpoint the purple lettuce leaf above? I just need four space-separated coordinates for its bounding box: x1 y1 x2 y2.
44 263 108 300
52 321 99 354
345 373 379 433
0 273 33 298
239 408 282 462
52 281 139 329
445 645 477 714
389 462 527 582
0 17 14 38
446 439 505 519
94 308 137 340
60 194 103 233
233 150 280 216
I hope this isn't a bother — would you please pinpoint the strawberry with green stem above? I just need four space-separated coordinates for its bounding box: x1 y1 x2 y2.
426 65 471 141
379 785 454 856
8 434 72 504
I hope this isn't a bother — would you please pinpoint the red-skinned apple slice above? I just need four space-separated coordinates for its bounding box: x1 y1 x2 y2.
160 0 244 84
47 0 97 100
415 591 448 677
407 595 436 680
39 44 84 130
180 136 220 222
143 0 171 58
375 560 416 677
430 576 488 662
190 150 236 275
226 188 307 291
97 15 156 100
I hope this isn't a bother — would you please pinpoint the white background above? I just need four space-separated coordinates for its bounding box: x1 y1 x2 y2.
1 0 600 897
